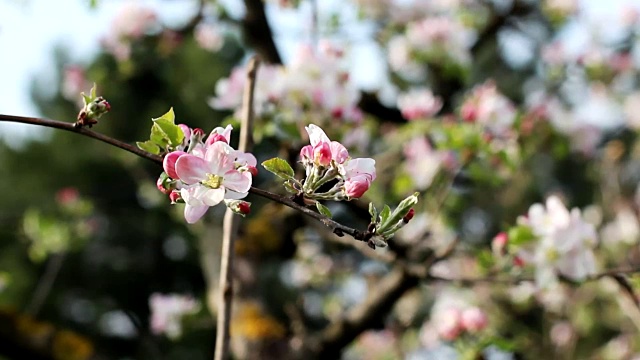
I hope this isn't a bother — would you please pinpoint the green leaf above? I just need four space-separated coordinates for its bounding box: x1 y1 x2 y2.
379 205 391 224
507 225 536 247
89 0 99 8
150 123 170 148
152 108 184 147
261 158 295 181
136 141 160 155
476 249 495 272
368 203 377 223
316 202 332 218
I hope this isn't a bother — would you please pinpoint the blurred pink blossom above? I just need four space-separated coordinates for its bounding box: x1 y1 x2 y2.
149 293 199 340
397 88 442 120
195 23 224 52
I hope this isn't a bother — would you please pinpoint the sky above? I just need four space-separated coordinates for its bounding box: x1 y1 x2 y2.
0 0 199 146
0 0 634 146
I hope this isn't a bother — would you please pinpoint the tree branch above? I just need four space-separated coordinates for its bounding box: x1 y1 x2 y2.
242 0 282 64
0 114 162 164
214 56 260 360
0 114 369 243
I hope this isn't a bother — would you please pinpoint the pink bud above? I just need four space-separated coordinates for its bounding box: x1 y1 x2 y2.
461 307 488 333
313 142 332 167
344 176 371 199
163 151 187 179
492 232 508 255
169 190 181 204
206 133 228 145
403 208 415 223
156 176 171 194
247 165 258 177
192 128 205 137
56 187 80 206
461 103 477 122
331 107 344 119
513 255 525 268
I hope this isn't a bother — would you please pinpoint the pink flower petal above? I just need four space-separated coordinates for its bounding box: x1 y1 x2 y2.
330 141 349 164
163 151 187 179
223 170 252 194
184 204 209 223
205 142 235 174
305 124 331 147
175 155 208 184
201 188 225 207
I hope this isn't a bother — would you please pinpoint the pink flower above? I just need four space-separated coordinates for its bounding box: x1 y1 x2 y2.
174 142 252 223
194 23 224 52
461 80 516 134
341 159 376 199
56 187 80 206
461 307 488 333
149 293 199 340
344 175 372 198
62 66 89 101
304 124 349 164
206 125 233 146
397 88 442 120
436 307 463 341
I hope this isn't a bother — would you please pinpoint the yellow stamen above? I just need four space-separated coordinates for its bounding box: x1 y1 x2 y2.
202 173 223 189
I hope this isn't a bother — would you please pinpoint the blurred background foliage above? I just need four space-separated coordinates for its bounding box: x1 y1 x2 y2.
2 0 640 359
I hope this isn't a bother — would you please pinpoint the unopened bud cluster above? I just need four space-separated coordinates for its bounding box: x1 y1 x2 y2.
298 125 376 201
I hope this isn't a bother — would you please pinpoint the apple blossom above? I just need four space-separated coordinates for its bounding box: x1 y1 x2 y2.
460 80 516 135
397 88 443 120
516 196 598 288
460 307 488 333
149 293 199 340
174 142 253 223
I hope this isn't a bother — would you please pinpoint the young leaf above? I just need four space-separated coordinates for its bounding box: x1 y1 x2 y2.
316 202 332 218
379 205 391 225
150 123 170 148
136 141 160 155
262 158 295 181
368 202 377 223
152 108 184 147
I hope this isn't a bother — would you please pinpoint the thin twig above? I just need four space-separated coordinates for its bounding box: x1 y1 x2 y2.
0 114 162 164
214 57 260 360
24 252 66 316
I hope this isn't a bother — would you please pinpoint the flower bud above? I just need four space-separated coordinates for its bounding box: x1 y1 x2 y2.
169 190 182 204
403 208 415 223
461 307 488 333
513 255 525 267
163 151 187 179
344 176 371 199
225 200 251 216
192 128 205 137
492 232 508 256
206 133 228 145
156 173 172 194
247 165 258 177
87 96 111 117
